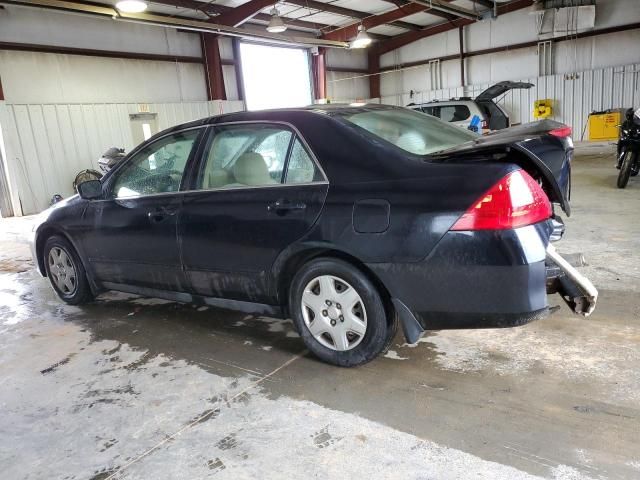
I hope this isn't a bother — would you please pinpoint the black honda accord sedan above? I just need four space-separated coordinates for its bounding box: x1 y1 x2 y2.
30 104 597 366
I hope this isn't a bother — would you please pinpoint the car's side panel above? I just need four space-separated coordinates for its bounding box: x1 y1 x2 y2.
79 193 190 291
178 183 328 304
368 221 553 331
300 162 517 264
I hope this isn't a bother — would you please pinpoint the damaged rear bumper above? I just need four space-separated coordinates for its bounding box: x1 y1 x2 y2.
545 244 598 316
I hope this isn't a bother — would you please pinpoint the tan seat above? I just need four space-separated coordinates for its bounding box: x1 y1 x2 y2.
203 169 232 189
232 152 276 186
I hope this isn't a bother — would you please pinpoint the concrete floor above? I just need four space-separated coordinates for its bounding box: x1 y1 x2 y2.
1 144 639 480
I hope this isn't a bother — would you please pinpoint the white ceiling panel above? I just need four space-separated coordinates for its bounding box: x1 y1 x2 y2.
214 0 247 7
368 24 409 36
401 11 451 27
329 0 393 14
452 0 490 12
290 11 353 27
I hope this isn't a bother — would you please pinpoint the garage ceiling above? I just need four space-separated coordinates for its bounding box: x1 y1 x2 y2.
141 0 536 47
0 0 536 49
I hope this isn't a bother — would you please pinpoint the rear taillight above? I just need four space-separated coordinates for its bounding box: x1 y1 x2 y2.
549 126 572 138
450 170 552 231
481 119 488 130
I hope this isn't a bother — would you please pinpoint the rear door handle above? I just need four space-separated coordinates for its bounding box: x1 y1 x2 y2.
267 199 307 214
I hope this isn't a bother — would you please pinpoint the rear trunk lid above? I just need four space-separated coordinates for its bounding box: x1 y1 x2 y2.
475 81 535 101
430 119 573 215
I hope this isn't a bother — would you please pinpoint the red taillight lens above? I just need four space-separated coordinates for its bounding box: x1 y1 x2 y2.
450 170 552 231
549 126 572 138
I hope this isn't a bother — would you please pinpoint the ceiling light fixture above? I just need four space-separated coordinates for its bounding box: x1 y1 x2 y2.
266 6 287 33
350 25 372 49
115 0 148 13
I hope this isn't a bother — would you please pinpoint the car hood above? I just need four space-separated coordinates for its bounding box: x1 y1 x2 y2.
475 81 534 101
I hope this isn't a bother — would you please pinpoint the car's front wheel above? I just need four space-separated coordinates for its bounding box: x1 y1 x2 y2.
289 258 395 367
44 235 94 305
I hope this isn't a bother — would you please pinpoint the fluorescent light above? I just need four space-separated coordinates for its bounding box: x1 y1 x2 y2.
115 0 147 13
266 7 287 33
350 25 372 49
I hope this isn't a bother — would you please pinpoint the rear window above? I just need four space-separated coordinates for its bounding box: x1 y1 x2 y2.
439 105 471 122
341 108 477 155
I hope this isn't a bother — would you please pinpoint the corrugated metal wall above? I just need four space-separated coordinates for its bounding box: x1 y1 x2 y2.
0 100 244 216
327 71 370 103
380 62 640 141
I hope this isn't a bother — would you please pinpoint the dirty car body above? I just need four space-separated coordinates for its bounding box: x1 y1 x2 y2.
31 105 596 361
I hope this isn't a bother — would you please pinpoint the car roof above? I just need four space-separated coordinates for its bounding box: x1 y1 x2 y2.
165 103 401 133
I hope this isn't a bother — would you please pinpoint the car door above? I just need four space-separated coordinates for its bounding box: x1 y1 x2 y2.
80 127 204 292
179 122 328 304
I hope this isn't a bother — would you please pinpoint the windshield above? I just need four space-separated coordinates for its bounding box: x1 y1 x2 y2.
342 108 477 155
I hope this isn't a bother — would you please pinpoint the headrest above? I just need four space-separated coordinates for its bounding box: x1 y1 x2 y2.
233 152 275 186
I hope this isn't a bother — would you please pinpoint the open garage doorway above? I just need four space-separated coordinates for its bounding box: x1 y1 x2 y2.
239 43 312 111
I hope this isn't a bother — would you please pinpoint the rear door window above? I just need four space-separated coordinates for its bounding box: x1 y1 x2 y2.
196 124 325 189
198 125 292 189
285 138 323 184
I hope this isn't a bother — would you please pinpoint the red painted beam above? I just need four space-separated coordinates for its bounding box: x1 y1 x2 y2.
201 33 226 101
312 48 327 100
323 3 428 42
212 0 275 27
374 0 533 55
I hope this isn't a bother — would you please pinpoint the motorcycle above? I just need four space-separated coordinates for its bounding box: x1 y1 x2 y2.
616 108 640 188
97 147 126 175
50 147 126 205
73 147 126 192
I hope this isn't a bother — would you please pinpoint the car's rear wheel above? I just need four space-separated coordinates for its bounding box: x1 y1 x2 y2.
289 258 393 367
44 235 93 305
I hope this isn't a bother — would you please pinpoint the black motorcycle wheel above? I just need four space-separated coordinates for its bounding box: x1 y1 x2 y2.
617 150 635 189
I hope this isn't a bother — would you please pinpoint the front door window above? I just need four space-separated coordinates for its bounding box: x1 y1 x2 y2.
113 129 200 198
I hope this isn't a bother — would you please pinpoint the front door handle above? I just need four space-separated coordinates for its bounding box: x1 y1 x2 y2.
267 199 307 214
148 206 178 223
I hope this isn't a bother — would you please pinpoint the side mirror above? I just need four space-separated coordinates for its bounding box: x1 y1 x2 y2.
77 180 103 200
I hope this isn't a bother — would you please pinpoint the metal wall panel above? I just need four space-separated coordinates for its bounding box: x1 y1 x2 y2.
326 71 369 102
0 100 244 215
382 62 640 142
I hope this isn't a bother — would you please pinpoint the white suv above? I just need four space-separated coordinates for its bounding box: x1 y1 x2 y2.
408 81 533 133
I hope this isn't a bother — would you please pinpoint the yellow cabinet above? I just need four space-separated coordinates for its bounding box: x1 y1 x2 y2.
588 110 622 141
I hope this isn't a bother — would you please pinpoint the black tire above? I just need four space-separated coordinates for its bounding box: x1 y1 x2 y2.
43 235 94 305
617 150 635 189
289 258 395 367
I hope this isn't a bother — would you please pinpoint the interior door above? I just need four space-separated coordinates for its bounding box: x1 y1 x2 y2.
179 123 328 304
80 128 203 292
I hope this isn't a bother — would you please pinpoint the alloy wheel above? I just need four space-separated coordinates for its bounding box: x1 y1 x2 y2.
301 275 367 351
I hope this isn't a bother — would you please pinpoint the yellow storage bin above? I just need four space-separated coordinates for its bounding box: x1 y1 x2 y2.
588 110 622 141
